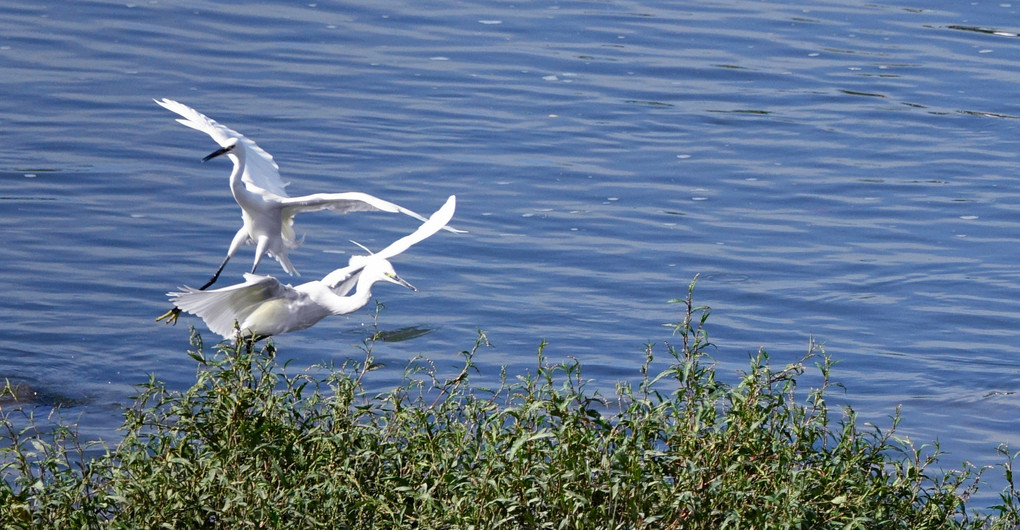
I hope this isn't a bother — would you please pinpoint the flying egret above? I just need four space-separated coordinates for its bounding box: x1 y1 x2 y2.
168 195 457 340
154 98 463 324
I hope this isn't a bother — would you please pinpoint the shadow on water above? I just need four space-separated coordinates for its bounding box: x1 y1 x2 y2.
328 323 437 345
0 375 90 409
374 325 436 343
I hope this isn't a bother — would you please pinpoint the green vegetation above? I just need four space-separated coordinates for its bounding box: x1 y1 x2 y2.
1 279 1018 528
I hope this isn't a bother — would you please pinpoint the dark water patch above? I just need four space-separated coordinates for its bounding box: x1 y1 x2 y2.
946 25 1019 37
375 326 437 343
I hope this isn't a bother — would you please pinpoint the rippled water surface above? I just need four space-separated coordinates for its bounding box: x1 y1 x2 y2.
3 0 1020 504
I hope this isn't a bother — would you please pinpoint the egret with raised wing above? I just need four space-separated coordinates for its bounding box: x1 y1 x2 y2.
168 195 457 340
154 98 463 324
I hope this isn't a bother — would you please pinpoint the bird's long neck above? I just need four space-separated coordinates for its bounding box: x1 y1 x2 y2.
339 273 378 315
309 273 377 316
226 148 261 211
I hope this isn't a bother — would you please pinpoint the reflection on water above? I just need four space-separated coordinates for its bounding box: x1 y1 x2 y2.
1 0 1020 504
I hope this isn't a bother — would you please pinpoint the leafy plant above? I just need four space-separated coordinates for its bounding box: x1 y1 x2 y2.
0 278 1017 528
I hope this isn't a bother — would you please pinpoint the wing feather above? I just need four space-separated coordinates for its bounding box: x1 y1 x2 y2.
321 195 457 292
155 98 290 197
168 274 294 339
375 195 457 260
320 264 362 295
278 192 464 233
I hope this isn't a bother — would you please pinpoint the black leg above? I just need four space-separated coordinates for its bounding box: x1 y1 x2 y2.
197 253 233 291
157 254 234 325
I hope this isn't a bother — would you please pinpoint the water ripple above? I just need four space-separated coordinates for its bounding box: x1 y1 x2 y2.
1 0 1019 505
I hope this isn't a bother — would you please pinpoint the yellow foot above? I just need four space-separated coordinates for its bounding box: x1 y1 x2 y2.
156 307 182 325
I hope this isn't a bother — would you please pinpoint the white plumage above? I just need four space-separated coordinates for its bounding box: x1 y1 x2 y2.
155 98 462 285
169 195 456 340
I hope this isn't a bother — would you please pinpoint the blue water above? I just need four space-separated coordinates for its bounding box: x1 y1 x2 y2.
2 0 1020 505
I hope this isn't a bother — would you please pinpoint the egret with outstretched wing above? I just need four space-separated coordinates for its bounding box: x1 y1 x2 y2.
169 195 456 340
154 98 462 323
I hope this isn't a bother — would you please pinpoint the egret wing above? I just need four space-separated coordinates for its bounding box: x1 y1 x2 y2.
320 195 457 294
155 98 290 197
278 192 465 234
375 195 457 260
169 274 294 339
155 98 235 146
321 264 363 296
241 145 290 198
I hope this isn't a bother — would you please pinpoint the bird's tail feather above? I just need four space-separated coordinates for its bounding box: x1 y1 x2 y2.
274 252 299 276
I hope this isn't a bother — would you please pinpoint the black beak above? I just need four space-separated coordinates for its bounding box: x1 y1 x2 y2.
202 145 232 162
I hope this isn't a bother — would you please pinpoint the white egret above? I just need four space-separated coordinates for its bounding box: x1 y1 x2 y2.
168 195 457 340
154 98 462 323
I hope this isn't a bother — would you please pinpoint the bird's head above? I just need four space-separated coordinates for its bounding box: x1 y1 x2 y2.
369 258 417 292
203 138 240 162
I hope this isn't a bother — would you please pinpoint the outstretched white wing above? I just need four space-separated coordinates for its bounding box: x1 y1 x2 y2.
155 98 290 197
318 264 362 297
320 195 457 293
375 195 457 260
168 273 294 339
278 191 465 234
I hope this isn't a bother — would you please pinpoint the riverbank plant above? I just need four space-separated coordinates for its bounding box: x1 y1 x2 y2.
1 279 1018 528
